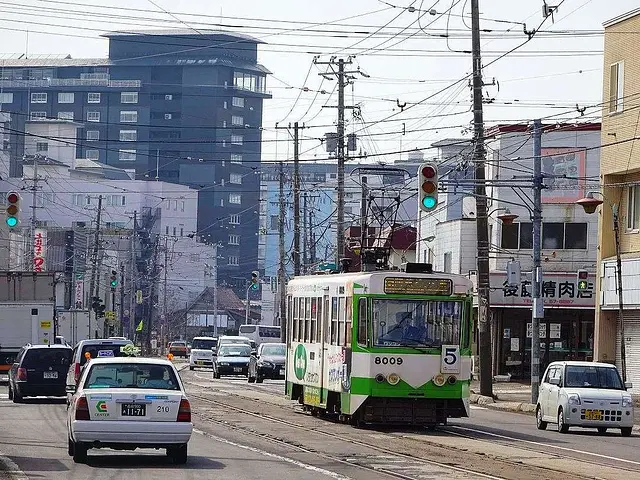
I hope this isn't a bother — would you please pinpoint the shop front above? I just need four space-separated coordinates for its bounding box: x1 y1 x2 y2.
490 271 595 380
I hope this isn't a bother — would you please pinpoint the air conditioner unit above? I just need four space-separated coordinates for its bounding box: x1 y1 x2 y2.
164 114 172 120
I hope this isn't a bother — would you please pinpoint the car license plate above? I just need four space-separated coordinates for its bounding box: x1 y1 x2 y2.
121 403 146 417
279 369 285 376
585 410 602 421
234 367 242 373
43 371 58 379
197 361 204 365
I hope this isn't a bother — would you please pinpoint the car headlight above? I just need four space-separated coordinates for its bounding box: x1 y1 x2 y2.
622 395 633 408
218 362 229 366
567 393 581 405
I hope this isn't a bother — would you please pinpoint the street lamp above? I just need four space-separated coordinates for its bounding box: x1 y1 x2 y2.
575 191 626 382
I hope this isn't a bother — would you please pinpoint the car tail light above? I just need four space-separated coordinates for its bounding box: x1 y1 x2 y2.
74 363 80 383
177 399 191 422
16 367 27 381
75 396 90 421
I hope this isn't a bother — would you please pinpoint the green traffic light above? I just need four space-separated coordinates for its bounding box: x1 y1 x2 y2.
110 280 117 287
251 283 259 290
5 217 17 227
422 196 437 209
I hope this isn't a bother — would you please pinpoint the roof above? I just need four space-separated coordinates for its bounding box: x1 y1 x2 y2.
603 8 640 28
0 57 109 67
24 344 72 349
431 138 473 148
76 338 133 346
102 29 264 44
549 360 619 368
85 356 172 365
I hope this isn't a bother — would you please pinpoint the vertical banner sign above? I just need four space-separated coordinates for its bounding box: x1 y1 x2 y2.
33 228 46 272
74 280 84 309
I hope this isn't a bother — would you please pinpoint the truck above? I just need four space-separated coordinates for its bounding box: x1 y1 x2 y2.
55 310 91 346
0 272 56 376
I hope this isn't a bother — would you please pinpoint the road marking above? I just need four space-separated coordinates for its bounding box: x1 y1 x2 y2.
0 448 28 480
193 428 349 479
450 425 640 466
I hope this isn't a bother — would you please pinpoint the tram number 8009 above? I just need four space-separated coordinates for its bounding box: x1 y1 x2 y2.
374 356 403 365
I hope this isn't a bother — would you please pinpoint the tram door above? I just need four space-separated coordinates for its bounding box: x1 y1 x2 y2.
320 294 329 405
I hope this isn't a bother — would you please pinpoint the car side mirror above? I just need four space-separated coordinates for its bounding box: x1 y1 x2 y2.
625 381 633 390
548 377 560 386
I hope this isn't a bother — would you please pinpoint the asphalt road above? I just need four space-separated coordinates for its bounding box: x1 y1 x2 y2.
0 385 353 480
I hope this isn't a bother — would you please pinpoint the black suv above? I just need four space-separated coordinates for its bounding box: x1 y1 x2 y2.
8 344 73 402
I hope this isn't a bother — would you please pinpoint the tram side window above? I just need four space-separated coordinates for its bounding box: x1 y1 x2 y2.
292 298 299 341
330 297 338 344
345 296 352 346
338 297 346 345
310 298 317 342
323 297 330 344
287 297 293 345
305 297 312 342
297 297 304 342
357 298 368 346
461 303 470 349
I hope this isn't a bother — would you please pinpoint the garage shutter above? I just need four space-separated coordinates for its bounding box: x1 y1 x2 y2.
616 311 640 394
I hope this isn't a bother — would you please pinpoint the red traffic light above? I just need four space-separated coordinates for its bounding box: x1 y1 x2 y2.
421 166 436 178
7 192 18 204
577 270 588 280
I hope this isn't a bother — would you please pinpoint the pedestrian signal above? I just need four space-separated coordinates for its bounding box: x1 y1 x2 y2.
577 269 589 292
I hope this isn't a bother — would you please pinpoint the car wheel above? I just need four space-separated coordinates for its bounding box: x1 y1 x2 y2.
12 389 22 403
621 427 632 437
7 384 13 400
597 427 607 434
169 444 188 464
72 442 88 463
536 405 547 430
557 408 569 433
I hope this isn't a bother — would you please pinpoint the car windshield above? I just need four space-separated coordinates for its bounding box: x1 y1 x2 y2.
261 344 285 356
80 343 132 366
192 339 217 350
84 363 180 390
564 365 624 389
373 299 462 348
218 345 251 357
171 342 186 347
22 348 71 368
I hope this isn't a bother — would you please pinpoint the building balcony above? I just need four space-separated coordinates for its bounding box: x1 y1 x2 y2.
0 79 141 88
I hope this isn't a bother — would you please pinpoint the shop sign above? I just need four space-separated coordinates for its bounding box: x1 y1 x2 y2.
490 272 595 308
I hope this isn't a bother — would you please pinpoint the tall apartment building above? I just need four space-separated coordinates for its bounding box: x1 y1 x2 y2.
597 9 640 390
0 29 270 292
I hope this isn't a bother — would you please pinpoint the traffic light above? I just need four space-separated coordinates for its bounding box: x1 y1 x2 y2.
91 296 106 318
250 271 259 290
577 269 589 292
109 270 118 291
5 191 20 228
418 163 438 212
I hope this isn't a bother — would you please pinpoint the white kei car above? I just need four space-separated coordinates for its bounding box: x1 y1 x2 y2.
67 356 193 464
536 360 634 436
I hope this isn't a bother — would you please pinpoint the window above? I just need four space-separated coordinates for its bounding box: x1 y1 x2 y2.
501 223 519 249
57 92 74 104
165 94 173 100
232 115 243 126
180 201 185 212
0 92 14 103
222 120 227 128
229 214 240 225
609 61 624 114
229 234 240 245
57 111 74 120
223 101 228 109
36 142 48 152
87 93 101 104
357 298 368 345
173 226 177 236
229 173 242 184
31 93 47 103
119 130 137 142
166 226 169 235
231 135 243 145
443 252 452 273
229 193 242 204
502 222 587 250
564 223 587 249
542 222 564 249
86 130 99 141
72 194 82 206
85 149 99 160
230 154 242 164
120 111 138 123
519 222 533 249
164 113 172 120
233 71 265 93
173 200 178 210
121 92 139 104
269 215 278 230
228 256 239 266
180 227 184 236
118 149 136 161
30 111 46 120
232 97 245 108
628 186 640 231
87 111 100 122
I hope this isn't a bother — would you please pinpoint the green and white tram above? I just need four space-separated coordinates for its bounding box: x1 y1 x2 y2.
285 266 474 427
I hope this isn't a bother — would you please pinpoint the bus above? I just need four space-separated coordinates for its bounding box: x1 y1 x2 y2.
238 324 282 346
285 266 474 427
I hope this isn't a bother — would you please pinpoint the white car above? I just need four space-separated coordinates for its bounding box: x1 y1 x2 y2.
189 336 218 370
67 356 193 464
536 360 634 436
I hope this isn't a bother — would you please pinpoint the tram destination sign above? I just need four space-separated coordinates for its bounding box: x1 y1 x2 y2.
384 277 452 296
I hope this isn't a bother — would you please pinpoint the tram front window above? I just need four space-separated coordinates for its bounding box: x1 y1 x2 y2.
372 299 462 347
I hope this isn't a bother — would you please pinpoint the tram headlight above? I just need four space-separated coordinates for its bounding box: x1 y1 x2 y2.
375 373 386 383
447 375 457 385
387 373 401 385
433 374 446 387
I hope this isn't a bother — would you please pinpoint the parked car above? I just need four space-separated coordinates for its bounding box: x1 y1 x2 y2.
169 341 188 358
248 343 286 383
66 338 134 404
189 337 217 370
8 344 73 402
536 360 634 436
213 343 252 379
67 356 192 464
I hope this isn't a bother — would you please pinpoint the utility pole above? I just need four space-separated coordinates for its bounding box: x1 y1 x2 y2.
163 236 168 352
278 162 287 342
119 262 125 337
147 236 159 353
293 121 301 276
308 200 315 268
130 210 137 341
360 176 368 271
88 195 102 339
471 0 493 397
29 154 40 271
531 119 543 404
212 244 218 337
302 192 308 272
